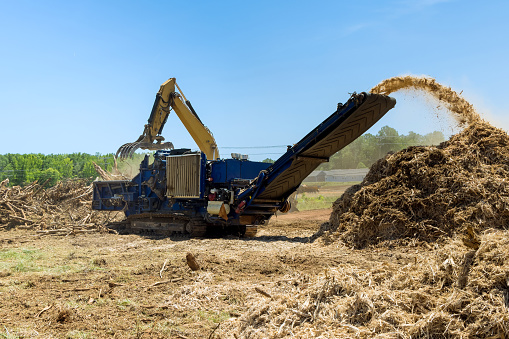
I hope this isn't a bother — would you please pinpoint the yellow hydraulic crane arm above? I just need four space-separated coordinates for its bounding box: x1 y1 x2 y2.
116 78 220 160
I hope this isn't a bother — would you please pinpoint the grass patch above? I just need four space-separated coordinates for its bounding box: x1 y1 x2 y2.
65 330 91 339
0 248 41 261
295 194 338 211
0 247 103 277
116 299 134 310
0 248 43 273
302 181 360 187
197 310 231 324
0 326 19 339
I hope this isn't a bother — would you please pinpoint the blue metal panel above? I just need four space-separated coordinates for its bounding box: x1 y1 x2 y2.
240 161 271 180
226 159 241 181
210 160 226 183
210 159 271 184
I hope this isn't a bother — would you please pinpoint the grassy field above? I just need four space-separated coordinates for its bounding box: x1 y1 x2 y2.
301 181 360 187
295 181 359 211
294 193 338 210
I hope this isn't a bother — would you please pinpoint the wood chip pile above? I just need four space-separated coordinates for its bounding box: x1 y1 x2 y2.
320 121 509 248
0 179 116 235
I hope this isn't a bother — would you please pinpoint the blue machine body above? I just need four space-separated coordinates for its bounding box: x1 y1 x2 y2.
92 92 396 233
210 159 270 184
92 150 272 221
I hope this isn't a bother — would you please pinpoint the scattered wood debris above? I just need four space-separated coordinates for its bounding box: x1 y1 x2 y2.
254 287 272 299
0 178 122 234
35 305 52 318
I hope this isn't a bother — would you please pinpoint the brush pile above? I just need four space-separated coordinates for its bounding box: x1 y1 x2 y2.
0 178 116 234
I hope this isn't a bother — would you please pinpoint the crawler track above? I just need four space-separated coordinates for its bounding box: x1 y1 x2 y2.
123 213 208 237
109 214 257 238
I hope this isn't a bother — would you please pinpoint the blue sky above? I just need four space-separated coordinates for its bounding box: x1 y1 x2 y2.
1 0 508 160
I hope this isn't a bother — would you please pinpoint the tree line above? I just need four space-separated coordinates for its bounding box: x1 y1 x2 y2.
263 125 446 170
0 153 117 187
1 126 446 187
320 126 446 170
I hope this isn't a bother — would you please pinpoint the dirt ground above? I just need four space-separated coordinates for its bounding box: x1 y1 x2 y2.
0 208 331 338
0 205 429 339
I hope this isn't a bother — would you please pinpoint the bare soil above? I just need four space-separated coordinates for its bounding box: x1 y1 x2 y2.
0 208 349 338
4 205 495 338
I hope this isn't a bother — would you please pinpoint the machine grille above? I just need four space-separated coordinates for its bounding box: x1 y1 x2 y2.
166 154 201 198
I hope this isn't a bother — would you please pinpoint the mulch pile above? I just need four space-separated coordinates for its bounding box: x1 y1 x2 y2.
0 178 117 235
323 120 509 248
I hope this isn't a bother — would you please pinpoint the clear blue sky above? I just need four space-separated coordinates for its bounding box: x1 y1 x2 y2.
1 0 508 161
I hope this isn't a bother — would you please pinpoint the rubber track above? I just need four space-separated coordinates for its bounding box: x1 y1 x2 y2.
257 94 395 200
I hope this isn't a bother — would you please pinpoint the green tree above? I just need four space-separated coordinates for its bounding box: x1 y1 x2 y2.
424 131 445 145
81 161 97 179
317 126 447 171
377 125 401 156
402 131 422 148
38 168 61 187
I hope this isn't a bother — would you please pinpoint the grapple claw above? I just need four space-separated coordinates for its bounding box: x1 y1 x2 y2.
116 140 174 159
117 144 132 159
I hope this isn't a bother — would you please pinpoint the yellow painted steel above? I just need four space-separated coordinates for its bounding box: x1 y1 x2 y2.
146 78 219 160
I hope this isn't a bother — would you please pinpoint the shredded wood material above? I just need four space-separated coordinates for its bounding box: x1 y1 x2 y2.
370 75 481 125
216 232 509 338
322 121 509 248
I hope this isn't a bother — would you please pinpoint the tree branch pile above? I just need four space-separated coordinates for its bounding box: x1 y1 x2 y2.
0 178 119 233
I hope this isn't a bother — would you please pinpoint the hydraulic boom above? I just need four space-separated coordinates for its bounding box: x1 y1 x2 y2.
116 78 219 160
